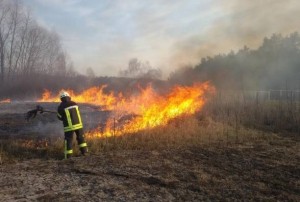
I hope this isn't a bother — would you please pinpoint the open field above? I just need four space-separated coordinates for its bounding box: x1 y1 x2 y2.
0 101 299 201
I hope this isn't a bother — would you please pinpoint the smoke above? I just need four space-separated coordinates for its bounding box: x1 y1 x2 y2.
24 121 63 137
170 0 300 69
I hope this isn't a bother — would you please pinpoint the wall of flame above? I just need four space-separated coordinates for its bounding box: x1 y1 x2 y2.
38 82 215 138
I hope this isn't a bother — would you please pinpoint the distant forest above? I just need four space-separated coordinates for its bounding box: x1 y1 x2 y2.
169 32 300 91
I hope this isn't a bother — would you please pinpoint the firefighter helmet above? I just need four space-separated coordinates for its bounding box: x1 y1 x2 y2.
60 91 70 99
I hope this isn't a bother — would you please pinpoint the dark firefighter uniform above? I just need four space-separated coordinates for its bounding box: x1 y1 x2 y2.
57 93 87 159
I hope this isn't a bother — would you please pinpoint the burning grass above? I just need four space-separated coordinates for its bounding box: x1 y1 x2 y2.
88 83 214 138
0 114 276 163
1 84 299 163
1 82 217 162
1 85 299 164
38 82 215 138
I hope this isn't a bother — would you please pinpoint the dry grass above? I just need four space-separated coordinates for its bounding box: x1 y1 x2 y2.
0 114 278 163
87 115 271 153
204 91 300 134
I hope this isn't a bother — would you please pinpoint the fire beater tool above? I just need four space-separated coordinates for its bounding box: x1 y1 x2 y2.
25 105 56 121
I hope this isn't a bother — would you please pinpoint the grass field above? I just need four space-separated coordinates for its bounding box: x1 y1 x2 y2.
0 99 299 201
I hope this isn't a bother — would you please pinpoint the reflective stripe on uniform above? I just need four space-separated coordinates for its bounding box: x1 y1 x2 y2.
64 124 83 132
65 108 73 128
76 107 83 127
79 142 87 148
64 140 73 159
63 105 83 132
66 150 73 154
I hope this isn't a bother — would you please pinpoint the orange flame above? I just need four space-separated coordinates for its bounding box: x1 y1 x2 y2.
39 89 53 102
38 82 215 137
88 82 215 137
38 85 121 110
0 98 11 103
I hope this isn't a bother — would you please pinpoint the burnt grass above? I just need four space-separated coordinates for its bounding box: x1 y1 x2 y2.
0 103 300 201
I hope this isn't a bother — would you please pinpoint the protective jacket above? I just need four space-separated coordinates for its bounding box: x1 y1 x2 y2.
57 98 83 132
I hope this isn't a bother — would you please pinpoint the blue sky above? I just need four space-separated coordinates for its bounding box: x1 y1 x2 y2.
24 0 300 77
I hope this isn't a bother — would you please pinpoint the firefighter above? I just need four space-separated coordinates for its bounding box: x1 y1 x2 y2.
57 91 88 159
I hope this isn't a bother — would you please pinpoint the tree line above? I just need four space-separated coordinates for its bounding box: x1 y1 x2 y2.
169 32 300 90
0 0 74 84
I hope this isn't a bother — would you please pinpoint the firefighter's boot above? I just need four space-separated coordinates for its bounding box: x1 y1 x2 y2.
80 146 88 156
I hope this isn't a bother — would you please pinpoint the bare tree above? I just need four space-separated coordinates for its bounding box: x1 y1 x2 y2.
0 0 68 85
86 67 95 78
0 0 13 82
54 51 67 76
119 58 162 79
11 9 31 77
6 0 20 79
0 0 81 99
66 62 78 77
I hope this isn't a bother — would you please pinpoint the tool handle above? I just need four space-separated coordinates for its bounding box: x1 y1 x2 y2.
42 110 57 114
